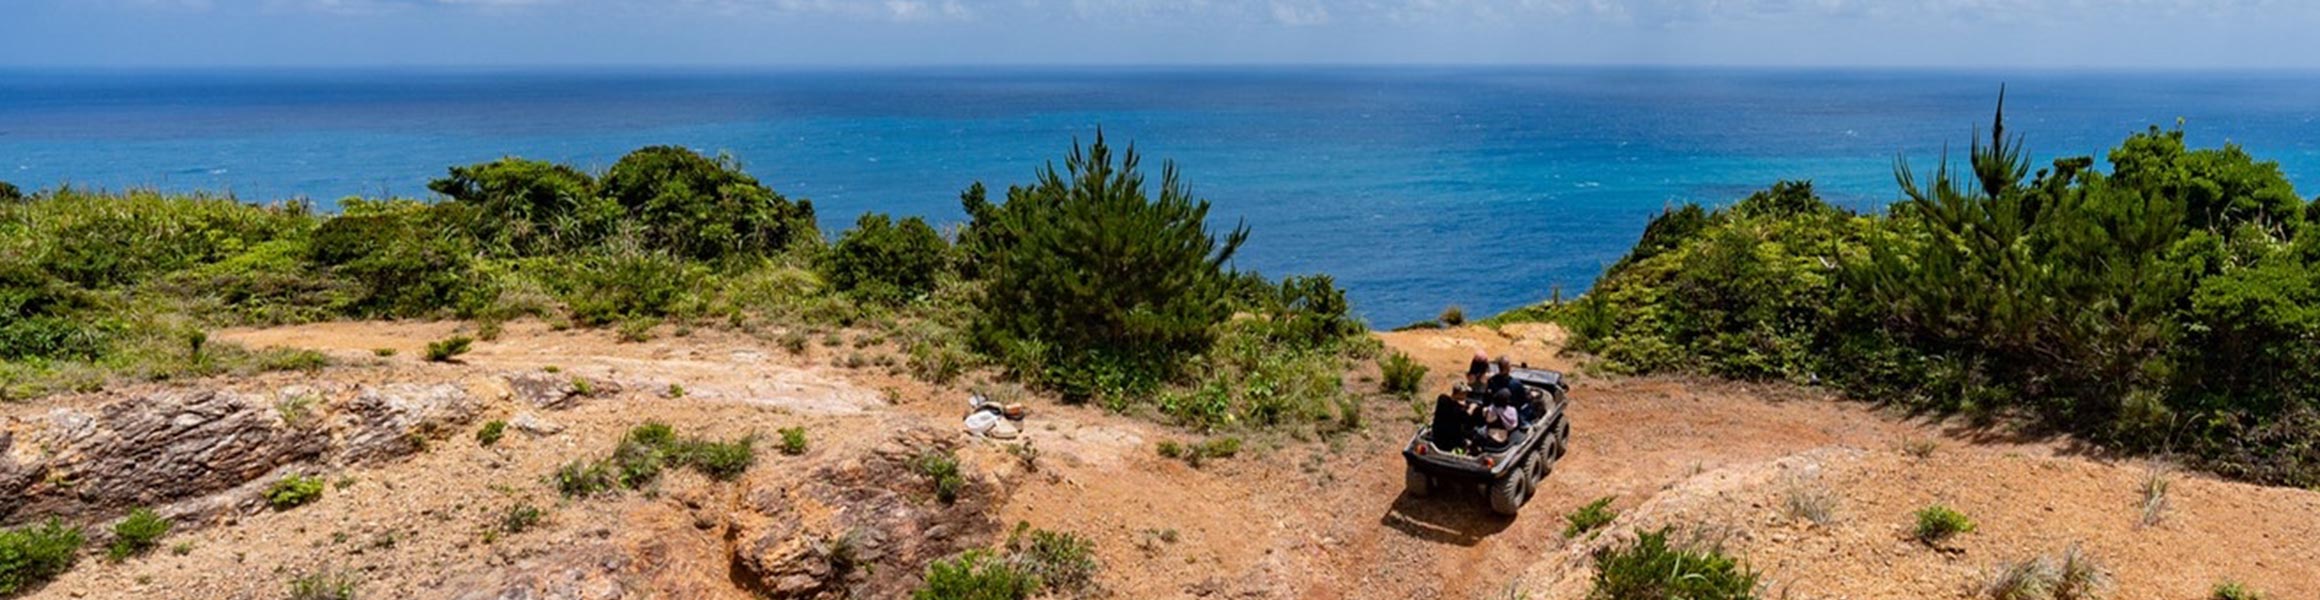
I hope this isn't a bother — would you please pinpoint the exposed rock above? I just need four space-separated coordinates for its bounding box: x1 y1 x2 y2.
13 389 326 523
335 383 483 465
509 412 566 436
508 372 623 410
731 426 1000 599
449 542 637 600
0 431 46 522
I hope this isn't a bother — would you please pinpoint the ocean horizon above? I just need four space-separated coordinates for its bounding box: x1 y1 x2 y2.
7 66 2319 326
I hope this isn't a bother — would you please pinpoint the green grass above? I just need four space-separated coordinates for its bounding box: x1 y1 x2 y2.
2213 581 2267 600
1564 496 1619 537
0 518 85 595
475 420 506 447
287 566 358 600
552 423 756 498
267 474 326 510
423 335 472 362
1378 351 1427 398
778 426 808 455
913 549 1037 600
500 504 544 534
1588 527 1757 600
106 507 170 561
1914 504 1976 545
1003 523 1099 596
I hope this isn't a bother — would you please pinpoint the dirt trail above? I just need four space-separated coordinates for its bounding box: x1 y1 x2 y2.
16 320 2317 599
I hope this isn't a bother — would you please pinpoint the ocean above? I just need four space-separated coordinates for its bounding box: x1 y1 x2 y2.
5 67 2319 326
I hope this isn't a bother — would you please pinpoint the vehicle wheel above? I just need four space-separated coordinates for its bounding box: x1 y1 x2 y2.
1487 473 1526 516
1550 418 1570 460
1404 465 1432 497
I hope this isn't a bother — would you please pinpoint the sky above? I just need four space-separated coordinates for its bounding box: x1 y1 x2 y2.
2 0 2316 68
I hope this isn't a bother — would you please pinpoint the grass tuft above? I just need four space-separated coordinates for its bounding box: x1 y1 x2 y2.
107 507 171 562
1913 503 1975 545
1564 496 1618 537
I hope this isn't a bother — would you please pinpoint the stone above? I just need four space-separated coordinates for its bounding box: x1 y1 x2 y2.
509 412 565 436
17 389 327 523
507 372 621 410
335 384 482 465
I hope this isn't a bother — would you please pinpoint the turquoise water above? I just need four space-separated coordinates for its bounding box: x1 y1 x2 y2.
6 67 2319 325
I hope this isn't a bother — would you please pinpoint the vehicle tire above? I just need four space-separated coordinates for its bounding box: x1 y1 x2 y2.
1404 465 1432 497
1550 417 1570 460
1487 459 1530 516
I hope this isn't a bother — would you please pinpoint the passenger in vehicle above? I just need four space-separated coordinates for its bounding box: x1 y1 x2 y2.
1430 385 1480 451
1486 356 1529 425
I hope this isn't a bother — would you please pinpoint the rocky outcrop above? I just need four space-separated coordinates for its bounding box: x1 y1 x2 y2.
730 426 1005 599
335 383 481 464
507 372 622 410
2 383 478 526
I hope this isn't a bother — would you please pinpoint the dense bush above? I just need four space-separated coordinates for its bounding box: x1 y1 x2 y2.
1913 504 1976 545
1378 351 1427 398
1518 102 2320 487
600 146 818 262
962 133 1250 401
0 518 84 595
1588 527 1758 600
825 212 951 304
310 199 475 317
428 157 605 256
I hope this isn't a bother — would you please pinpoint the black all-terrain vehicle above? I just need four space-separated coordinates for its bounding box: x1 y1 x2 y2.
1400 368 1570 516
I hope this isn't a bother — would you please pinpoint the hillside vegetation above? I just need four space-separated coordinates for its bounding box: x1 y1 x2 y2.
1507 103 2320 487
0 135 1369 437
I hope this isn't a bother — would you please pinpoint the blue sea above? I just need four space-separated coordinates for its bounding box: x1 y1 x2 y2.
6 67 2320 326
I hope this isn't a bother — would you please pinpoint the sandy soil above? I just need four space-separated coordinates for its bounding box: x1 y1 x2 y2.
14 320 2315 599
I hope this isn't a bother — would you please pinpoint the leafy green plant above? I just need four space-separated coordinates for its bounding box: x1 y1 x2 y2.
1588 527 1757 600
553 459 617 498
1004 523 1099 596
684 437 756 481
500 504 544 534
268 474 326 510
1564 496 1618 537
778 427 808 456
913 549 1037 600
914 449 966 504
476 420 507 447
423 335 472 363
107 507 170 561
1914 504 1976 545
0 518 85 594
1379 351 1427 398
826 212 952 304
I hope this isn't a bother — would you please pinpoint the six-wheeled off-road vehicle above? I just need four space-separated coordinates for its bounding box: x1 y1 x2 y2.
1400 368 1570 516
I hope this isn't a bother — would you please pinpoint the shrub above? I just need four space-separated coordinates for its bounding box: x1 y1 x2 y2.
778 427 808 455
628 422 677 448
0 518 85 595
107 507 170 561
287 566 359 600
826 212 951 304
2213 581 2266 600
553 459 617 498
1983 555 2056 600
500 504 544 534
309 199 474 317
372 347 396 357
2053 543 2109 600
914 449 966 504
268 474 326 510
598 146 818 261
1588 527 1758 600
556 249 702 326
1005 523 1099 596
963 133 1249 401
683 437 756 481
1438 305 1465 327
428 157 603 256
1565 496 1618 537
913 549 1037 600
1379 351 1427 398
1914 504 1976 545
0 181 19 202
424 335 472 363
476 420 507 447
